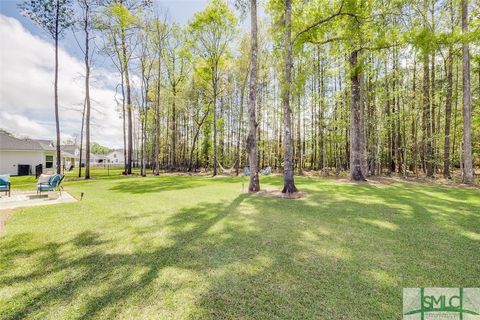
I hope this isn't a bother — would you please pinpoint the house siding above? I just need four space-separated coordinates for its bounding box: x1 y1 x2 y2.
0 150 55 175
106 150 125 164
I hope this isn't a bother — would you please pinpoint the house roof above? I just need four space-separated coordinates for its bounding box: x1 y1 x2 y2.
61 144 78 153
92 153 107 159
62 150 77 158
0 132 55 151
106 149 124 155
36 139 55 150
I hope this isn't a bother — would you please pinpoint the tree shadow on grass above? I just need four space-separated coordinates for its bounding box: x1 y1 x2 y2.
0 182 478 319
190 187 479 319
0 195 248 319
302 181 480 238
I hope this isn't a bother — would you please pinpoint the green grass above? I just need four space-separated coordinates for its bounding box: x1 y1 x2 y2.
1 170 479 319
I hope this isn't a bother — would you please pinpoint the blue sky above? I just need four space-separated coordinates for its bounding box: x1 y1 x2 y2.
0 0 213 147
0 0 210 60
0 0 210 26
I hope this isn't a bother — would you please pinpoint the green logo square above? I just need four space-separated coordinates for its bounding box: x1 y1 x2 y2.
403 288 480 319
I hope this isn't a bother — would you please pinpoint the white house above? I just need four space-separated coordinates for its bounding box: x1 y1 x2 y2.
61 145 120 170
0 132 56 176
106 149 125 165
61 144 80 170
0 132 129 175
92 153 108 165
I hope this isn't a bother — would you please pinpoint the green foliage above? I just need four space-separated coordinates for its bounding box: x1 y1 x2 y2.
188 0 237 33
163 23 188 96
107 3 136 30
19 0 75 39
90 142 112 155
187 0 238 74
95 2 141 66
0 128 13 136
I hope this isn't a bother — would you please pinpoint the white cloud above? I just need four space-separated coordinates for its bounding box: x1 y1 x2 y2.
0 15 124 148
0 112 49 137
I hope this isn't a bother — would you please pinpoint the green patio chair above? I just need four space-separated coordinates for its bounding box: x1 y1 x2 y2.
37 174 64 195
0 174 11 197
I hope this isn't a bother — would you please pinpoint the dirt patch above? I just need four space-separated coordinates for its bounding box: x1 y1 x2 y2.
66 177 99 181
324 175 479 189
303 170 347 178
361 177 397 185
0 209 13 237
251 189 308 199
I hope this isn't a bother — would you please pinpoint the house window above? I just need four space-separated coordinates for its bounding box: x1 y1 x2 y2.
113 154 117 158
45 155 54 168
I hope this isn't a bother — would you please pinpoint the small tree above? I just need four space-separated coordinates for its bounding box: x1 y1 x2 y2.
164 24 187 169
461 0 474 184
188 0 238 176
76 0 96 179
19 0 75 174
97 2 142 174
247 0 260 192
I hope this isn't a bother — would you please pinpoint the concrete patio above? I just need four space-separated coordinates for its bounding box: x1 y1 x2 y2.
0 191 77 210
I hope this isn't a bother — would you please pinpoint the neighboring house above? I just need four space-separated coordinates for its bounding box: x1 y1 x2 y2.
106 149 125 165
61 145 114 169
61 144 80 170
0 133 125 175
92 153 107 165
0 132 56 176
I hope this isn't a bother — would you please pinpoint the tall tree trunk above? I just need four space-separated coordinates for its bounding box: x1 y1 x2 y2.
247 0 260 191
452 59 460 168
349 50 367 181
297 94 302 174
444 48 453 178
385 58 394 173
78 98 86 177
412 56 419 176
235 67 248 175
423 53 434 177
318 50 325 171
212 77 218 176
154 45 161 175
461 0 474 184
219 96 225 166
189 112 208 172
171 88 177 168
121 29 132 174
281 0 298 193
141 76 148 177
394 47 402 174
54 2 61 174
84 2 91 179
121 76 127 174
431 51 437 173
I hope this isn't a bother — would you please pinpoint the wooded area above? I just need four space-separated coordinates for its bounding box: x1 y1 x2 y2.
21 0 479 192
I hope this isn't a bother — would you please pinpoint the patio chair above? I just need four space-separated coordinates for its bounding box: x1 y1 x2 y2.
243 166 250 177
262 166 271 176
0 174 11 197
37 174 64 195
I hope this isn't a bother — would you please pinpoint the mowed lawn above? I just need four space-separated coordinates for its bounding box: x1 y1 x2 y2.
0 170 479 319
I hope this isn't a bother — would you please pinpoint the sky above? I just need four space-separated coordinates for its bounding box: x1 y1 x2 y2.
0 0 209 148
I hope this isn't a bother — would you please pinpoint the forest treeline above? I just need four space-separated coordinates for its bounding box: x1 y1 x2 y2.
20 0 479 191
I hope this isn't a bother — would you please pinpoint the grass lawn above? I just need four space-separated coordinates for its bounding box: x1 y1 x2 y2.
0 170 479 319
